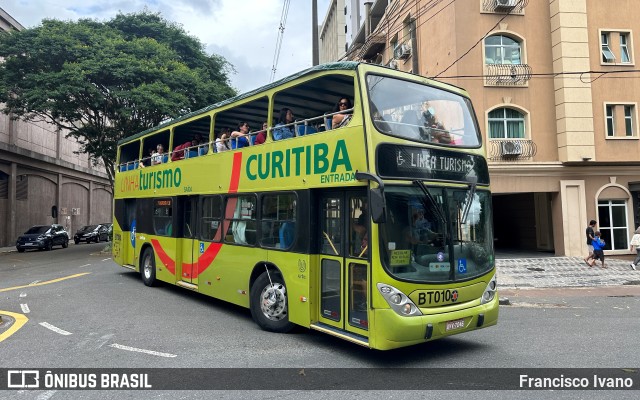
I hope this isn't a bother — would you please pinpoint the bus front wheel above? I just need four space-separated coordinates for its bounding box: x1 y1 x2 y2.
250 271 294 333
141 248 157 287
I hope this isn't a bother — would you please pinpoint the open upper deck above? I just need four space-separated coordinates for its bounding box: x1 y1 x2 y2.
115 62 486 196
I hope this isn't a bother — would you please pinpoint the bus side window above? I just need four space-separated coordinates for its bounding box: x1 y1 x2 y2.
200 196 222 242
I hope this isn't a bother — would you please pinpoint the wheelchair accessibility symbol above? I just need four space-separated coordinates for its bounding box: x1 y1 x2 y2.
457 259 467 274
200 242 205 254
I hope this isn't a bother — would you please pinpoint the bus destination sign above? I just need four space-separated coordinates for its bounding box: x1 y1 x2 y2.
376 144 489 185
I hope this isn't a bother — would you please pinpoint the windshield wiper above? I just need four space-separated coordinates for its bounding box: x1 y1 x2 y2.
461 180 477 224
413 180 446 224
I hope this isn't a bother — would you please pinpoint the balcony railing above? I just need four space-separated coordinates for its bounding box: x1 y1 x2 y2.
488 139 537 161
485 63 532 86
482 0 528 14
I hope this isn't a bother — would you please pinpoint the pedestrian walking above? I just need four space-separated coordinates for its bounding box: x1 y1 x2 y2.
587 231 606 268
629 226 640 270
584 219 597 265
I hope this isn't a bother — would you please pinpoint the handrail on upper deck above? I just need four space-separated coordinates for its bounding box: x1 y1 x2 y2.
116 108 356 171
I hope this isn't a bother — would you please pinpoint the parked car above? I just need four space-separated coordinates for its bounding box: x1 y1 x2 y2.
16 224 69 252
74 224 109 244
100 223 113 241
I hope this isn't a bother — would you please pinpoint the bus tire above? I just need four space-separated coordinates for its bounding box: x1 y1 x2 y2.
141 247 157 287
250 271 294 333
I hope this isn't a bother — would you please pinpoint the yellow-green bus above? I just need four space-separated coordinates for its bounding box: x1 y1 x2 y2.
113 61 497 350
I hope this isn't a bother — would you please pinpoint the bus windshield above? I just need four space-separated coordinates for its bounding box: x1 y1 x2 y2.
366 74 480 147
379 185 493 283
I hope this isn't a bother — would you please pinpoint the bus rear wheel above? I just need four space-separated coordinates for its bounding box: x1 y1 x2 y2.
250 271 294 333
141 247 157 287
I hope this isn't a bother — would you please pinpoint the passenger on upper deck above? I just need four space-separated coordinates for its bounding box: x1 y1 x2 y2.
230 122 251 149
151 144 165 165
171 134 201 161
216 128 230 153
254 122 268 145
332 97 353 129
273 108 295 141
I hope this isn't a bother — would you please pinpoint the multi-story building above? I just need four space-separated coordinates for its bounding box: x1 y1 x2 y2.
335 0 640 257
0 7 112 247
319 0 347 63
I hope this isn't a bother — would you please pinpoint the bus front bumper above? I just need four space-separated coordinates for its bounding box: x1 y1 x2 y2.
372 296 499 350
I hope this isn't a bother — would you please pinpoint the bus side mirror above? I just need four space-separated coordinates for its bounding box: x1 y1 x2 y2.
51 205 58 219
370 188 386 224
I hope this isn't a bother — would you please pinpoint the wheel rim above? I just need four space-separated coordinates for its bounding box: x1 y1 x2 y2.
143 253 153 280
259 283 288 321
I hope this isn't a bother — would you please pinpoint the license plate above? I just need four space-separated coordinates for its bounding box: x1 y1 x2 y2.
24 243 35 246
445 318 465 331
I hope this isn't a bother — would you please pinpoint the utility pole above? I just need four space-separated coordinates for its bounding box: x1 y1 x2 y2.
312 0 319 65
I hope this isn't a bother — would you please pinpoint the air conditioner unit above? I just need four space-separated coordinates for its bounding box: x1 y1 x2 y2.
393 43 403 60
71 208 80 215
389 59 398 69
501 141 522 156
399 43 412 59
496 0 517 8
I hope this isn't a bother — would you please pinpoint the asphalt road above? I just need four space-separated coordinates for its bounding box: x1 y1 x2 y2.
1 243 638 399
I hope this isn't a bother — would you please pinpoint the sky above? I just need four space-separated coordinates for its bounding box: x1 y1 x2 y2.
1 0 331 94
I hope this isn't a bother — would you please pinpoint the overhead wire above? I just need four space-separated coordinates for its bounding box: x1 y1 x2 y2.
270 0 291 82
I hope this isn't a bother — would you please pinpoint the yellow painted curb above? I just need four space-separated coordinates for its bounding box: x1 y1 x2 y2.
0 310 28 343
0 272 90 293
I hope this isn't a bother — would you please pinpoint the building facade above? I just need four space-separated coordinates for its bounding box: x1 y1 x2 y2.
334 0 640 257
0 8 112 247
319 0 347 63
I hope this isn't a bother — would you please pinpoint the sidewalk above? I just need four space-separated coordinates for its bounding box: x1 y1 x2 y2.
1 245 638 289
497 256 639 289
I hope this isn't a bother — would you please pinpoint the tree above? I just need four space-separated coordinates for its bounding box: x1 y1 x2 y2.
0 12 236 186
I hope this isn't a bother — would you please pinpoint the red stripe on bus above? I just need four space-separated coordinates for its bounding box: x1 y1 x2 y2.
229 152 242 193
149 154 240 281
151 239 176 275
192 243 222 278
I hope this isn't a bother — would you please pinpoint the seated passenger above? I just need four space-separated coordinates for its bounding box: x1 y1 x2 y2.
332 97 353 129
215 128 230 153
151 144 165 165
171 134 201 161
254 122 268 145
230 122 251 149
273 108 295 141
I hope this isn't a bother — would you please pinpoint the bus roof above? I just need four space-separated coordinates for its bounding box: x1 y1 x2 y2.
118 61 360 146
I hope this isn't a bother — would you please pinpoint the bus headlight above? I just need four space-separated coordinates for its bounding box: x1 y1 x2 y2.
377 283 422 317
480 275 497 305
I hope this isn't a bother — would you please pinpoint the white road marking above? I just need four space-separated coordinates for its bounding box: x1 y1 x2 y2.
109 343 177 358
19 292 27 298
39 322 72 335
36 390 57 400
29 280 40 285
102 258 111 262
20 303 30 314
79 264 91 268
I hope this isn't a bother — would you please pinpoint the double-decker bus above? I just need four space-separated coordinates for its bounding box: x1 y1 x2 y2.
113 61 497 350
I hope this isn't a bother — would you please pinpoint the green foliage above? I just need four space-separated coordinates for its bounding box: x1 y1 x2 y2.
0 12 236 185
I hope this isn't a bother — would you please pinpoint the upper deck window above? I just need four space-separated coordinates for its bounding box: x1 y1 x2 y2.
366 75 480 147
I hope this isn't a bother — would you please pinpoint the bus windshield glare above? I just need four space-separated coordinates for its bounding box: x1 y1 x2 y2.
366 74 480 147
379 185 493 283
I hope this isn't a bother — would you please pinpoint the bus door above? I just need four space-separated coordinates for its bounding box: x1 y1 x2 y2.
177 196 198 285
318 190 370 336
122 199 137 267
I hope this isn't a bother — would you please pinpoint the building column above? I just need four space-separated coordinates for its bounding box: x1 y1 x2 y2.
550 0 595 162
560 180 587 257
88 180 93 225
8 163 17 246
57 173 62 225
